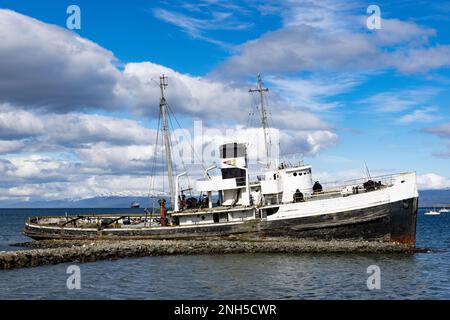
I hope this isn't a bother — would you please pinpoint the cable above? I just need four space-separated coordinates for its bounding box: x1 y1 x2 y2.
146 111 161 214
165 101 207 171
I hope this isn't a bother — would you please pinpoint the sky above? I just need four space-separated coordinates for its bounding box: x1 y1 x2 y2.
0 0 450 204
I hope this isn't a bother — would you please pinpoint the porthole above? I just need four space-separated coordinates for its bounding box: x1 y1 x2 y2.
293 172 297 176
201 216 205 220
402 200 409 210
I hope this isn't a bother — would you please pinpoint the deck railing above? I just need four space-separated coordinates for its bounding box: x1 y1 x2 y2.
319 173 398 192
262 173 401 206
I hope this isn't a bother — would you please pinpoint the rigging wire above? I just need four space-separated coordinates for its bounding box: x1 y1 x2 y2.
263 89 283 166
246 91 258 128
167 109 194 198
249 88 271 167
165 102 207 172
146 111 161 214
160 121 166 202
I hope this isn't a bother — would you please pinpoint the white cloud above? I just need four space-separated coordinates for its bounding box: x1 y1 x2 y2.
0 104 157 147
0 118 339 202
363 89 438 113
279 129 338 156
398 107 441 124
269 109 331 130
75 143 156 172
0 140 24 154
0 8 343 203
265 74 362 112
372 18 435 46
0 9 121 111
213 26 376 76
0 10 336 135
2 155 78 180
119 61 253 119
43 114 157 147
390 45 450 73
4 4 449 204
417 173 450 190
424 123 450 158
153 8 251 47
425 123 450 137
0 175 163 201
116 63 339 135
362 88 443 125
0 103 45 139
212 1 450 77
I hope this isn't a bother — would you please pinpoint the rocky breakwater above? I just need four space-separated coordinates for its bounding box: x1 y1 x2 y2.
0 238 425 270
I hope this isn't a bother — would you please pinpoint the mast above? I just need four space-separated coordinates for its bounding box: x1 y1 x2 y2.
249 73 271 169
159 74 175 208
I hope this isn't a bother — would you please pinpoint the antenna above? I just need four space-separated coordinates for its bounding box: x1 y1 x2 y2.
364 161 372 180
159 74 168 99
249 74 271 169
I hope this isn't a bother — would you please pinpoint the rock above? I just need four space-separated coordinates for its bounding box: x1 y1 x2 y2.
0 238 420 270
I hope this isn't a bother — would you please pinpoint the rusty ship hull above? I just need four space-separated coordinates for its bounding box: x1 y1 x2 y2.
23 196 418 245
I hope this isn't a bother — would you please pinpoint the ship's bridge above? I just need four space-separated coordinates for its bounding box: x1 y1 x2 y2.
260 164 314 204
195 142 251 207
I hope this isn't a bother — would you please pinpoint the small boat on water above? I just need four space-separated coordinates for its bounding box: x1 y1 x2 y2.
131 202 140 208
23 74 419 245
439 208 449 213
424 210 440 216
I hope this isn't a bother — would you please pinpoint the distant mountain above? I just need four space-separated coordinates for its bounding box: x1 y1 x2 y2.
0 196 162 209
418 189 450 207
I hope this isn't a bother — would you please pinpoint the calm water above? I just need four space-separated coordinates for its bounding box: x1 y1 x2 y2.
0 208 449 299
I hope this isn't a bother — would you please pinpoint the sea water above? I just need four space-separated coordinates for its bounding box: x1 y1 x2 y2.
0 208 448 299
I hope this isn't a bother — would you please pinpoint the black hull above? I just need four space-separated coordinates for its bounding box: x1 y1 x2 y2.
260 197 418 245
24 197 418 245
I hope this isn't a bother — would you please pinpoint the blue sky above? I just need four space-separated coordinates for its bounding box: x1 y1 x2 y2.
0 0 450 203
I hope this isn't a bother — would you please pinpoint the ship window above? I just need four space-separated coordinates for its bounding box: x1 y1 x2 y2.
264 207 280 216
293 172 297 176
201 216 205 220
273 174 277 180
220 143 246 158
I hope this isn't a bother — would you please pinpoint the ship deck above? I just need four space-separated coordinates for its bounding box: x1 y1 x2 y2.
24 173 409 230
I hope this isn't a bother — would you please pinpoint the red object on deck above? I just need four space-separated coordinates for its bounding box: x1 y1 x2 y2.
160 199 166 226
